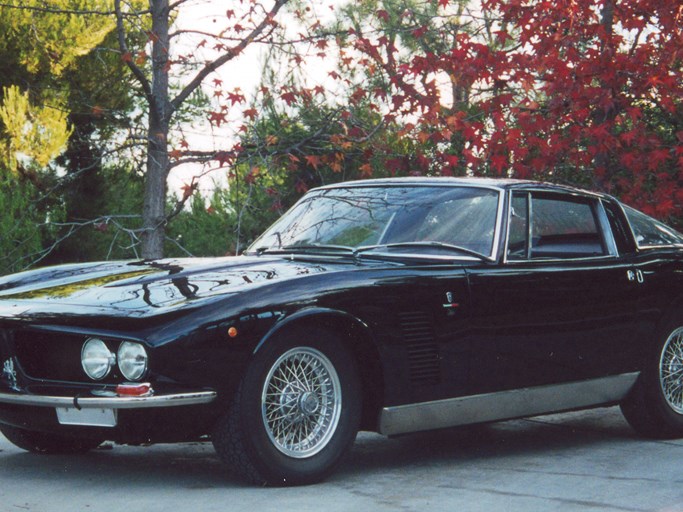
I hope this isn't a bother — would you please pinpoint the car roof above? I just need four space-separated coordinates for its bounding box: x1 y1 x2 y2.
314 177 610 199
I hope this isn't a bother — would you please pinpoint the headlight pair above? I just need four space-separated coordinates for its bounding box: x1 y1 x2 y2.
81 338 148 381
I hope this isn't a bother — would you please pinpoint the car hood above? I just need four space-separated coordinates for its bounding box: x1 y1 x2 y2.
0 256 344 315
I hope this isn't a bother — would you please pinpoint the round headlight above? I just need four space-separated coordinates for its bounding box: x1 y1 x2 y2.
117 342 148 381
81 338 115 380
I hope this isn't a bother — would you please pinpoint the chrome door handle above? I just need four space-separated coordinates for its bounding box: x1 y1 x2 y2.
627 269 644 283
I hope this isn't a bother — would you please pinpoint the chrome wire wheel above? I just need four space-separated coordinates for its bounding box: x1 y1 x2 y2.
261 347 342 458
659 326 683 414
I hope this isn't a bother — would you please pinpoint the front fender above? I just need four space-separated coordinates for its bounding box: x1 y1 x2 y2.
253 306 373 355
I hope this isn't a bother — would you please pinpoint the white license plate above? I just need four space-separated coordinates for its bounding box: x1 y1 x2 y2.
56 407 117 427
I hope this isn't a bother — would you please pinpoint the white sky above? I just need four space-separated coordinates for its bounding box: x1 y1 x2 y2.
167 0 341 195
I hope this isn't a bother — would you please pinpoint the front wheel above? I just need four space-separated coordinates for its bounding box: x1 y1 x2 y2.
212 327 361 486
0 424 103 454
621 324 683 438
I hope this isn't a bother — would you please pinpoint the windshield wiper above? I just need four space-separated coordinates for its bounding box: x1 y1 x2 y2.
283 244 354 252
254 243 354 255
354 242 488 260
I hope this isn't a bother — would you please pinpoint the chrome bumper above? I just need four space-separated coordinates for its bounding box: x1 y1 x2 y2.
0 390 217 410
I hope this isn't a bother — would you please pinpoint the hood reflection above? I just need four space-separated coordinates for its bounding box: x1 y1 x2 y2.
0 257 331 310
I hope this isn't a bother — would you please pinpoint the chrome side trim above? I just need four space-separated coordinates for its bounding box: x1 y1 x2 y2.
0 390 216 410
489 189 506 261
595 199 619 256
379 373 639 436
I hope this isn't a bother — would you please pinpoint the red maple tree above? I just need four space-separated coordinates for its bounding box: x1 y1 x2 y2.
337 0 682 221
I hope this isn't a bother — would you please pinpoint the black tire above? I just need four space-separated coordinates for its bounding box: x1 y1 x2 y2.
0 424 103 454
621 322 683 438
212 326 361 486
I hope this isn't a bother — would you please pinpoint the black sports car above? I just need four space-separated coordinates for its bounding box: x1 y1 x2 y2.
1 178 683 485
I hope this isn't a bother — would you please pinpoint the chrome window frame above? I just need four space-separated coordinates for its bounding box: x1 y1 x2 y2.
502 188 620 265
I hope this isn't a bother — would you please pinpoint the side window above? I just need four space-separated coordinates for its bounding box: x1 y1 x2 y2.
623 205 683 247
507 192 607 260
530 195 605 258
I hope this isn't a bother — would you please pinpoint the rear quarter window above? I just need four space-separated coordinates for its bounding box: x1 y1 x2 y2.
623 206 683 248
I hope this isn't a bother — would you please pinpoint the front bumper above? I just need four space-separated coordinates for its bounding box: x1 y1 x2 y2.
0 389 216 409
0 385 219 442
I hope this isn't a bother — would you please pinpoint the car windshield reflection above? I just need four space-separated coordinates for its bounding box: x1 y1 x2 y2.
248 186 500 259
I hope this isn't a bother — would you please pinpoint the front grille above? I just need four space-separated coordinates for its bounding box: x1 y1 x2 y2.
398 311 441 385
14 329 86 381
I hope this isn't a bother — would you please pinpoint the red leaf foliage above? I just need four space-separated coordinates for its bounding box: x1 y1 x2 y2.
345 0 683 223
208 111 227 127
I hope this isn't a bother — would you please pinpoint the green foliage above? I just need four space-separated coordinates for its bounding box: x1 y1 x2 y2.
0 0 128 156
45 164 145 264
166 167 284 258
0 85 72 172
165 191 234 257
0 0 150 272
0 168 64 274
0 0 115 76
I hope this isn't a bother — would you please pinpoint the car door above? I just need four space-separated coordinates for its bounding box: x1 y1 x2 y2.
464 190 640 394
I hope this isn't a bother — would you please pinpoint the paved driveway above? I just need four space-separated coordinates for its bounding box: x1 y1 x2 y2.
1 406 682 512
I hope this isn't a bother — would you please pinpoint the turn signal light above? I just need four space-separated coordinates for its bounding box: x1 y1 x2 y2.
116 383 152 397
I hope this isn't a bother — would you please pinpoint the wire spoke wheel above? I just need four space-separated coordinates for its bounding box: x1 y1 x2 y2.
261 347 342 458
213 328 360 485
660 327 683 414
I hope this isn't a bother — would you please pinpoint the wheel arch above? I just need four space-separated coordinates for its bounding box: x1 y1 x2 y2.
629 274 683 364
254 307 384 432
661 295 683 326
645 294 683 359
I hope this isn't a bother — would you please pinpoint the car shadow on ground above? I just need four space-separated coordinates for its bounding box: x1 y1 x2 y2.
0 407 643 489
0 440 228 488
336 407 640 479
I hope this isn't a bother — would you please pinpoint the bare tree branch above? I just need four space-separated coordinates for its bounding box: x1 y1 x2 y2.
170 0 288 112
168 0 194 10
3 215 143 271
114 0 153 103
168 28 346 45
165 235 194 256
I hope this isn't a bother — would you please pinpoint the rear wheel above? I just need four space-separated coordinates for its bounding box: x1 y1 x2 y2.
0 424 103 454
212 327 361 486
621 324 683 438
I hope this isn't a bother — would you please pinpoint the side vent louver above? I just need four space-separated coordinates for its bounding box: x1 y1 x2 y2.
398 311 441 385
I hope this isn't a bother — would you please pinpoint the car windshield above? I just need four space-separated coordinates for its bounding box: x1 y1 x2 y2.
248 185 501 258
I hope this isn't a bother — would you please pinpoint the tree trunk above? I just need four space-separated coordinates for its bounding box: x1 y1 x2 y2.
141 0 171 260
142 116 169 259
